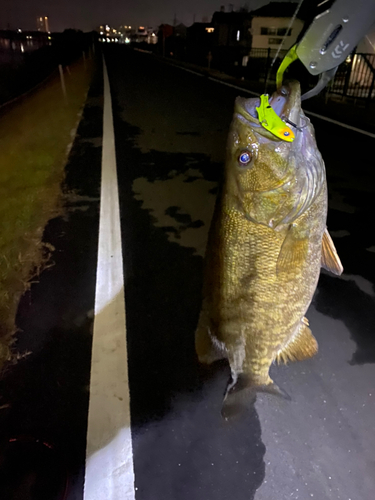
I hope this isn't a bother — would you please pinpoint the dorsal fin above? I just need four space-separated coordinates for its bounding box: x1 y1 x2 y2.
321 228 343 275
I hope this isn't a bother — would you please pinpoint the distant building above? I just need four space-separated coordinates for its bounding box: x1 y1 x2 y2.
131 26 158 44
186 22 214 65
97 24 157 44
211 10 252 48
250 2 304 50
157 24 174 55
209 10 252 71
174 23 187 38
96 24 132 43
147 29 158 44
133 26 147 43
37 16 50 33
97 25 117 42
157 24 186 57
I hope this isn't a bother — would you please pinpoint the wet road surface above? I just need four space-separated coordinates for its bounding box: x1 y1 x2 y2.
1 46 375 499
0 64 103 499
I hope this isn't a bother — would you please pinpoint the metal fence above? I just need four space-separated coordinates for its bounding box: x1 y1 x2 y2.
330 52 375 101
159 36 375 101
246 47 375 101
247 48 288 86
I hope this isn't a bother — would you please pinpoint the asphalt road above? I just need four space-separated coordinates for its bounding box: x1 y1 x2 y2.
106 46 375 500
1 46 375 500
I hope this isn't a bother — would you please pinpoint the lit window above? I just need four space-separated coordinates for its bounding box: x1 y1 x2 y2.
205 27 214 33
236 30 240 41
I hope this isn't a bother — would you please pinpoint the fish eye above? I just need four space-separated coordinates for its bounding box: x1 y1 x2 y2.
238 150 253 167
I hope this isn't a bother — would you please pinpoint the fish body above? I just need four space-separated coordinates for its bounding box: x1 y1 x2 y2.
195 81 342 415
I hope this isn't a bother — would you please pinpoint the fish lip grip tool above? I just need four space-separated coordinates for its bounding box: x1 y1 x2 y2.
276 0 375 100
256 94 295 142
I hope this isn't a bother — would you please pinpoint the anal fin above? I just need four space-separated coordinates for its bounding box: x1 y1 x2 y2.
276 318 318 364
321 227 344 275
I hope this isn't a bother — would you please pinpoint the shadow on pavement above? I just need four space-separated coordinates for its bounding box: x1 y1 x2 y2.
112 101 266 499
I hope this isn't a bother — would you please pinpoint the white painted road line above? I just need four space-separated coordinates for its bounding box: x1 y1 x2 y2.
168 58 375 139
177 66 204 77
303 109 375 139
83 59 135 500
207 76 259 95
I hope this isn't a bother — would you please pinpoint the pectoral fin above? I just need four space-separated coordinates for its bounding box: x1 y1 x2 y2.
276 317 318 364
277 225 309 275
321 228 343 275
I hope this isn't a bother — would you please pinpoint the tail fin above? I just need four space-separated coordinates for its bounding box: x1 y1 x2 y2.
221 374 291 421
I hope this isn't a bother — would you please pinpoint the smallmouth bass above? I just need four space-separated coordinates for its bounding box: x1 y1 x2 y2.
195 81 343 417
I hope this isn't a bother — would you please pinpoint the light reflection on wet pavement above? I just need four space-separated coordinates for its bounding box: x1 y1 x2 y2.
108 47 375 500
0 47 374 500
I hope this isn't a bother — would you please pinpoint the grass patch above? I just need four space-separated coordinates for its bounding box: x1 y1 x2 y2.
0 57 95 369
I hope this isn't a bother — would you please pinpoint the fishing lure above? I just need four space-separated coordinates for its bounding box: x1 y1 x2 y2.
256 94 295 142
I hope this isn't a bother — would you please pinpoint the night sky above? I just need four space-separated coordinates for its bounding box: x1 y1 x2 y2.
0 0 287 33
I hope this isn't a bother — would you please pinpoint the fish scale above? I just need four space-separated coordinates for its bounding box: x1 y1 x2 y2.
195 81 342 417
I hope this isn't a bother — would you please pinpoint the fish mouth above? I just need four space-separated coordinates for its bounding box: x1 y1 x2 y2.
235 80 302 132
269 80 302 126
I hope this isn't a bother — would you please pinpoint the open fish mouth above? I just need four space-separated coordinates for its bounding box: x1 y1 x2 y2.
234 81 302 131
269 81 301 123
234 97 261 127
